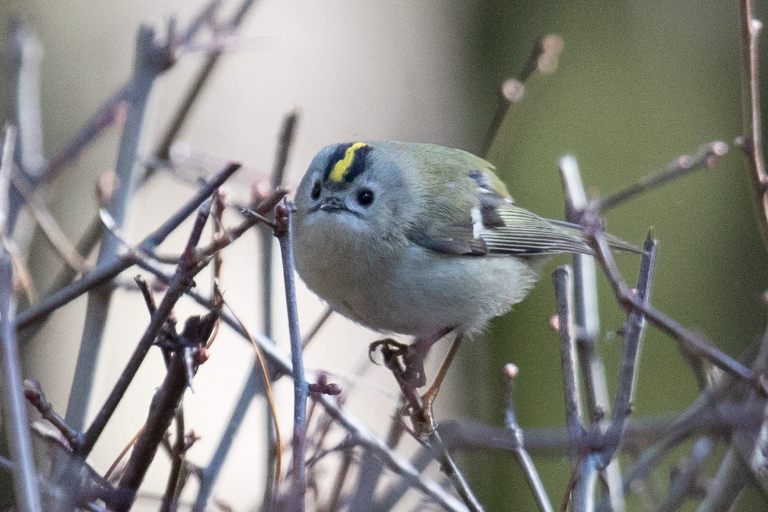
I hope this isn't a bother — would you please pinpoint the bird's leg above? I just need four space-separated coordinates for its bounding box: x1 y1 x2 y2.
419 332 465 427
369 328 456 436
406 332 465 436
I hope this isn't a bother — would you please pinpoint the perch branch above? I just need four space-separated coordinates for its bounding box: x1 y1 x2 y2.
275 200 308 510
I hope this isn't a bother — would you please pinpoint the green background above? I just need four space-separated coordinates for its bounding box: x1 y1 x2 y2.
461 1 768 510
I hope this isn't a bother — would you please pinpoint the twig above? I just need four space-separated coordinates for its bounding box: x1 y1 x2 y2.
261 110 299 507
315 393 468 511
428 429 484 512
153 0 258 163
8 163 87 272
595 142 728 212
191 365 263 512
371 445 437 512
79 197 213 457
327 444 354 512
222 299 283 485
553 266 584 455
0 125 16 231
503 364 555 512
135 251 469 511
559 154 608 423
275 200 308 511
178 0 222 44
696 445 751 512
738 0 768 249
9 20 45 179
602 233 657 465
8 20 45 233
553 265 593 510
590 232 760 388
41 83 131 185
270 109 300 192
440 395 766 458
0 254 43 512
16 162 241 331
66 24 165 431
159 410 186 512
112 312 217 511
23 379 84 450
482 35 563 155
559 154 624 510
348 401 404 510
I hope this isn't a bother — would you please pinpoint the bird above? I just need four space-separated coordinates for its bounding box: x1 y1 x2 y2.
292 141 634 432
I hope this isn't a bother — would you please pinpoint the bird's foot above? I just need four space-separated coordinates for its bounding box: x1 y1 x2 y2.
369 338 435 435
368 338 427 388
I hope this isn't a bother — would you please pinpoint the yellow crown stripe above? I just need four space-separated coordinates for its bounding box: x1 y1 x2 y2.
328 142 367 182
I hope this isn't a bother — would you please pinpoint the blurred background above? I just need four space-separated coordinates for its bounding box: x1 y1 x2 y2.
0 0 766 510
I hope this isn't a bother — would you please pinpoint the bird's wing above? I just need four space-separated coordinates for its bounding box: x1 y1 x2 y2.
408 163 595 256
401 148 637 257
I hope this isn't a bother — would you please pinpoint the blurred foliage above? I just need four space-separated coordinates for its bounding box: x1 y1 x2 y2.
461 0 768 510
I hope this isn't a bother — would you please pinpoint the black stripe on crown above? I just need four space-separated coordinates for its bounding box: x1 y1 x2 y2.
322 143 373 183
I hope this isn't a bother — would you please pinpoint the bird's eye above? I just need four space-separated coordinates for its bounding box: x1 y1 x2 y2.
356 188 374 206
310 180 321 200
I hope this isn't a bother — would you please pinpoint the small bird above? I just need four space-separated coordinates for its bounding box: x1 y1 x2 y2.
292 141 633 430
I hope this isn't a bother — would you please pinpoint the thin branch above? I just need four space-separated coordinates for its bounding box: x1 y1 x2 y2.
0 254 42 512
112 312 217 511
191 364 263 512
553 265 592 510
16 162 241 331
503 364 555 512
590 232 760 388
696 445 751 512
66 24 165 431
41 83 131 185
738 0 768 249
159 410 186 512
302 305 333 349
134 245 469 512
553 266 585 458
8 163 87 272
595 142 728 212
657 437 711 512
79 197 213 457
23 379 84 450
482 35 563 155
10 20 45 179
261 109 299 507
428 429 484 511
602 233 657 465
275 200 308 511
559 154 624 511
153 0 258 163
0 125 17 230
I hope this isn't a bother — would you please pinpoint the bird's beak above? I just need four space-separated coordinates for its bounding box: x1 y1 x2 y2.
318 197 347 212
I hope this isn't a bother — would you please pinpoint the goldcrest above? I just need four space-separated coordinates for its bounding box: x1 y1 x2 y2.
293 141 632 343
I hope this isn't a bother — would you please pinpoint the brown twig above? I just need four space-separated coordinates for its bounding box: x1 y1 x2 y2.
23 379 84 450
79 197 214 457
738 0 768 250
111 311 218 511
482 35 564 155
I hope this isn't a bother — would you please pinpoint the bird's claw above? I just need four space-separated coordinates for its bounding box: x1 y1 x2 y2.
368 338 427 388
